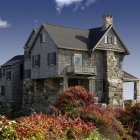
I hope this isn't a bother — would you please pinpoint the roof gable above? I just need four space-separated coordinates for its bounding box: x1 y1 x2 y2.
93 25 130 54
2 55 24 67
28 23 130 54
24 28 38 49
123 71 139 82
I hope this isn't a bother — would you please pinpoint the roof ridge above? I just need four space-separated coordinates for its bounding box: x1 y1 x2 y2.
44 22 89 31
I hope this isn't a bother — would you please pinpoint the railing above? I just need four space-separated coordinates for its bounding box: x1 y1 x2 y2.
67 65 96 75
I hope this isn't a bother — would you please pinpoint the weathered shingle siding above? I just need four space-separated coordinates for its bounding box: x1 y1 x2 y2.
31 28 59 79
96 29 126 53
24 47 31 73
12 65 23 103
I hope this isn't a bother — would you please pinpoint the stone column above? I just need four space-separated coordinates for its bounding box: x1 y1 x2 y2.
63 75 68 90
89 78 94 96
134 81 140 100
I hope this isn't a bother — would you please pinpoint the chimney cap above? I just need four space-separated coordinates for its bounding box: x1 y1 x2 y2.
103 14 113 18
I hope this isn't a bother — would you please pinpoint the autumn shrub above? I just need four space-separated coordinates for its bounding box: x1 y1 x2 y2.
54 86 133 139
117 103 140 139
15 113 99 140
54 86 95 113
0 115 16 140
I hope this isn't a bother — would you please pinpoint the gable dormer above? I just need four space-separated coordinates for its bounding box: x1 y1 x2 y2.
96 26 129 54
91 14 129 55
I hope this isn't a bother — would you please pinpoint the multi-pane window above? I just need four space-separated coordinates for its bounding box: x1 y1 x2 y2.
47 52 56 66
24 51 31 60
32 55 40 67
74 54 82 66
95 80 103 92
40 33 45 43
6 71 11 80
105 36 117 45
24 69 31 78
0 86 5 95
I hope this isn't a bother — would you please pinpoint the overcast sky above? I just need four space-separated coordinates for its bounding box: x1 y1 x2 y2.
0 0 140 99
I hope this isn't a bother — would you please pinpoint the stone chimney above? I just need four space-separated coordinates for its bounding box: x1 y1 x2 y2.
102 14 113 29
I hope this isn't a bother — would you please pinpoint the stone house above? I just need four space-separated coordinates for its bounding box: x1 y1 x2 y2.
22 14 139 114
0 55 24 114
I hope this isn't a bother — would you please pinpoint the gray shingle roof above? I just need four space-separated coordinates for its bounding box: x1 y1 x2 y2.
29 23 129 54
2 55 24 67
24 28 39 48
44 23 90 51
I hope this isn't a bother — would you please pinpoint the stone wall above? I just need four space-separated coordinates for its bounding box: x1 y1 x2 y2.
22 78 63 115
104 51 124 107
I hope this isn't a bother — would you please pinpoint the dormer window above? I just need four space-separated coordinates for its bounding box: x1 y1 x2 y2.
40 33 45 43
6 71 11 81
113 36 117 44
105 36 108 44
105 36 117 45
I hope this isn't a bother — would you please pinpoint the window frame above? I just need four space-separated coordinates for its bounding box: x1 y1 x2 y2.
0 86 5 95
105 36 117 45
24 69 31 79
105 36 108 44
74 54 82 66
40 33 45 43
95 80 103 92
32 55 40 67
6 71 11 81
47 52 56 66
24 51 31 60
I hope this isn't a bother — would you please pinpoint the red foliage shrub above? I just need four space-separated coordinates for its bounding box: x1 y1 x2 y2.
53 86 132 139
15 113 95 139
54 86 95 113
117 103 140 139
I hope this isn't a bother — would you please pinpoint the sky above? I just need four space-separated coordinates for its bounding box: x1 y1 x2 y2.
0 0 140 99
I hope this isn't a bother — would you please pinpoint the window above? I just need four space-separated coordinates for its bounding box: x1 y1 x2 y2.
74 54 82 66
105 36 117 45
113 36 117 44
95 80 103 92
47 52 56 66
32 55 40 67
2 68 5 76
20 64 23 79
105 36 108 43
24 51 31 60
0 86 5 95
40 33 45 43
6 71 11 80
24 69 31 78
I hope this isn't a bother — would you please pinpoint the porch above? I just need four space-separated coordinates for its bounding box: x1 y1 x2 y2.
123 71 140 100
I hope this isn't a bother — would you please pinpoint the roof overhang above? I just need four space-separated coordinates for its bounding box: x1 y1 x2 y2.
123 71 139 82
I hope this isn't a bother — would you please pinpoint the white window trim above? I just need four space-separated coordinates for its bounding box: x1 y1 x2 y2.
114 36 117 44
42 33 45 43
74 54 82 66
105 36 108 43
